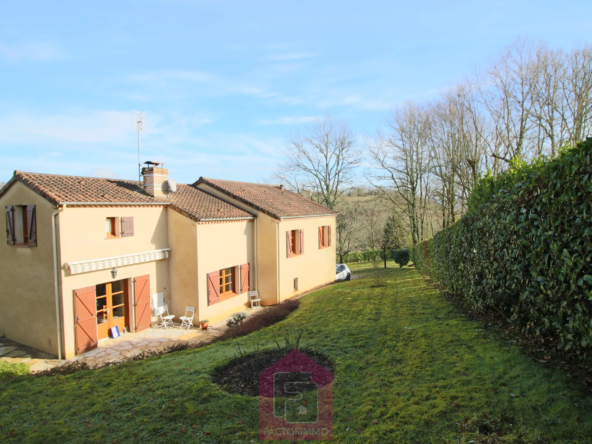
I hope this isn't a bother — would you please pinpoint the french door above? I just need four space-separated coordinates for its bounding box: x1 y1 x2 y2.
96 280 128 340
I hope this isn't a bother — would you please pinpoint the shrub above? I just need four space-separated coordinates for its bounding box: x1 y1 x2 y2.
219 299 300 340
0 361 29 379
412 139 592 354
393 248 410 268
226 312 247 328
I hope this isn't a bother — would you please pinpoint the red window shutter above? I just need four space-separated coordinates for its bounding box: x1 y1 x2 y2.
5 206 15 246
328 225 332 247
286 231 292 258
318 226 322 249
134 275 151 332
300 229 304 254
74 286 98 355
241 263 250 293
207 271 221 305
27 205 37 247
121 217 134 237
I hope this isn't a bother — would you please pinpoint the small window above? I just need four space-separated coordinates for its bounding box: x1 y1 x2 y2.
219 267 235 295
287 229 304 257
319 225 331 248
106 217 118 238
6 205 37 247
294 277 299 292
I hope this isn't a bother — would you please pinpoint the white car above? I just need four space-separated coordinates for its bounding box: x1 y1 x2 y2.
336 264 351 281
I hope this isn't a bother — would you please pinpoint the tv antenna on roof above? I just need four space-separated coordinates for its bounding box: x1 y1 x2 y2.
133 111 147 186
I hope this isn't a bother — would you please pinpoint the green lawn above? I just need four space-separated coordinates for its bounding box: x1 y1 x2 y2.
2 265 592 442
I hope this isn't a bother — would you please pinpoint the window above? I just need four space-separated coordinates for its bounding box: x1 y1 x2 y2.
294 277 299 292
318 225 331 249
106 217 117 238
286 229 304 258
219 267 234 295
5 205 37 247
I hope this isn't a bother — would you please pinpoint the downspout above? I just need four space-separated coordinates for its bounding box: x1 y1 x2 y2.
276 220 281 303
52 204 65 360
253 217 258 290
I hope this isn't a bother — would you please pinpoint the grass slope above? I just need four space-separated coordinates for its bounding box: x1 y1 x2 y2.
1 264 592 443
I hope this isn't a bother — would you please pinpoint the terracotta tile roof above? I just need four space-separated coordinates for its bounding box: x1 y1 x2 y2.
5 171 157 206
196 177 338 219
1 171 253 221
169 185 253 221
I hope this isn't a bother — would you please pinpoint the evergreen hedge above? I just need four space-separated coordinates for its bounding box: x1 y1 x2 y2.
412 139 592 354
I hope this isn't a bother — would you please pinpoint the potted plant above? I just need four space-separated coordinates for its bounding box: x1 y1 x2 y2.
200 320 209 330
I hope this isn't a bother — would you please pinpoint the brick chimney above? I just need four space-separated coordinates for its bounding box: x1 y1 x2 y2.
142 161 169 199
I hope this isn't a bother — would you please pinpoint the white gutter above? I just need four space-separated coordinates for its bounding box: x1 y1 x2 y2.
276 220 281 303
199 217 255 222
59 202 170 206
280 213 338 220
254 217 259 290
52 204 65 360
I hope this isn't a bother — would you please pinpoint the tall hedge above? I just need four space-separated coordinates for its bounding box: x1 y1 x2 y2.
412 139 592 354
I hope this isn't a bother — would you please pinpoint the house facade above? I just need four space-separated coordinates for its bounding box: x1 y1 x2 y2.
0 166 336 359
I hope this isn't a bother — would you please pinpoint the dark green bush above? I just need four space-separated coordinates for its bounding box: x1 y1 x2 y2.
413 139 592 354
393 249 410 268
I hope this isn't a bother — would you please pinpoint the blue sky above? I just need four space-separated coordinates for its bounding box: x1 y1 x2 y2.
0 1 590 185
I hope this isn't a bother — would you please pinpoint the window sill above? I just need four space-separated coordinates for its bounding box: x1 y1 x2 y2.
219 292 239 303
14 244 30 248
105 236 120 240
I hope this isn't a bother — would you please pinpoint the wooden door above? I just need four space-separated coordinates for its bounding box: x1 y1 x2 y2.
74 286 98 355
134 275 151 332
96 280 128 340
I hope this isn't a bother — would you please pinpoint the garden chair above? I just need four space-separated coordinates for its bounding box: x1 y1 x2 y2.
179 306 196 330
156 304 175 329
249 290 262 309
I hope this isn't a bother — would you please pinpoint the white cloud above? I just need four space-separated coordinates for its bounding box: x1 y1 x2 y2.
261 52 321 61
0 41 64 61
258 116 320 125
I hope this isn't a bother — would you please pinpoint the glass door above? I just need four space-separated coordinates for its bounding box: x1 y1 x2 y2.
96 280 128 340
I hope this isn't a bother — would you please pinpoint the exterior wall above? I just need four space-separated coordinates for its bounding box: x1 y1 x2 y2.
58 205 169 358
166 209 198 321
196 220 254 324
195 183 279 305
0 182 58 355
278 216 337 301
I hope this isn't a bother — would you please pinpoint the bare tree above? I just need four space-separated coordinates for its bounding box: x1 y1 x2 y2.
274 115 361 210
368 103 432 245
335 203 361 263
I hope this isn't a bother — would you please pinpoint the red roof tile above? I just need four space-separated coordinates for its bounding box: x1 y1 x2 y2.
196 177 338 219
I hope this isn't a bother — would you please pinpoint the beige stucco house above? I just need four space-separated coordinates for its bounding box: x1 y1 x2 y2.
0 165 337 359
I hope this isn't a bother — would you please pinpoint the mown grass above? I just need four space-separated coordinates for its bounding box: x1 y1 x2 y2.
1 264 592 442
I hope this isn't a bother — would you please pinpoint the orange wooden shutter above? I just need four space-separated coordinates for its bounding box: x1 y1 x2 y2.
121 217 134 237
5 206 15 245
27 205 37 247
207 271 221 305
300 229 304 254
241 263 250 293
74 286 97 355
286 231 292 258
328 225 332 247
318 227 322 249
134 275 151 332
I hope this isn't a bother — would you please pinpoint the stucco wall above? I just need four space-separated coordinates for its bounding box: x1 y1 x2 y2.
0 182 58 355
196 220 254 324
166 209 198 321
58 205 170 358
278 216 337 301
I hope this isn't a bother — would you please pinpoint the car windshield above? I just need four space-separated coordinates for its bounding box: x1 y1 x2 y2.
336 265 346 272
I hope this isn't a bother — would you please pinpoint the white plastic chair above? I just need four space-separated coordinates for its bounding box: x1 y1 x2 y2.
249 290 262 309
156 304 175 329
179 306 196 330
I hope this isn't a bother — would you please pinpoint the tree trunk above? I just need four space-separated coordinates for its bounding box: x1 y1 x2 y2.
383 248 387 268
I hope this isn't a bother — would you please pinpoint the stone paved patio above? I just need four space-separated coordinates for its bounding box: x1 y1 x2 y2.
1 307 265 373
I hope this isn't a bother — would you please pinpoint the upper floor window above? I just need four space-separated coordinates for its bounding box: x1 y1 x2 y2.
105 217 135 239
5 205 37 247
318 225 332 248
286 229 304 258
